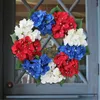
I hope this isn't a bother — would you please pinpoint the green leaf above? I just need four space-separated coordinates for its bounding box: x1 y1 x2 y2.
75 74 78 77
10 33 17 43
75 19 83 29
28 9 35 18
50 5 62 14
35 55 40 59
59 79 65 86
35 78 41 86
86 46 90 55
16 60 22 70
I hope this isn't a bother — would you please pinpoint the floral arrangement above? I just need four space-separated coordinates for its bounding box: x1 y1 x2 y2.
11 6 90 85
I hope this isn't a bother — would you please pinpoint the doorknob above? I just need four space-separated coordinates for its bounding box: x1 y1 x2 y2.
7 82 13 88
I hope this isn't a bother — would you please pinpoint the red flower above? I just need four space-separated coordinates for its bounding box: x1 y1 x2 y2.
60 59 79 77
54 52 69 67
54 52 79 77
11 36 41 61
33 40 41 51
52 12 77 39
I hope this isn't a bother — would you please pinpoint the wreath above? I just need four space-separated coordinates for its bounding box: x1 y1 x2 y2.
11 6 90 85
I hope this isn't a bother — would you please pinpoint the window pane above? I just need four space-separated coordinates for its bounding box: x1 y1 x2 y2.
15 0 87 84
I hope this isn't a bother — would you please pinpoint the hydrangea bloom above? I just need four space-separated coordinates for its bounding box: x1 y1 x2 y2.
52 12 77 39
15 19 33 37
27 29 41 42
63 28 88 46
59 44 86 60
19 18 34 29
54 52 79 77
11 36 41 61
41 62 65 84
22 54 51 79
59 59 79 77
30 10 55 35
54 52 69 67
14 19 41 42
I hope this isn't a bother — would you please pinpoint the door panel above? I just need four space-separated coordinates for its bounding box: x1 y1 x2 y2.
3 0 98 98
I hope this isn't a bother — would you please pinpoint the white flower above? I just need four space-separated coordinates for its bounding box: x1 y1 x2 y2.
48 61 56 70
53 68 60 76
14 19 41 42
27 29 41 42
32 29 41 40
14 19 33 37
63 28 88 46
15 26 23 36
41 62 66 84
15 19 34 36
19 19 34 29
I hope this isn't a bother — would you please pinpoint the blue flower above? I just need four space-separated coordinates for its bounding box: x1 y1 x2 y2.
22 54 51 79
40 54 51 65
30 10 55 35
31 10 46 27
59 44 86 60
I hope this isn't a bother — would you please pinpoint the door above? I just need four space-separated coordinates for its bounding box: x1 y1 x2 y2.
3 0 98 99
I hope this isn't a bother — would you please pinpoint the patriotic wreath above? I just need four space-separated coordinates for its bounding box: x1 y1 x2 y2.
11 6 90 84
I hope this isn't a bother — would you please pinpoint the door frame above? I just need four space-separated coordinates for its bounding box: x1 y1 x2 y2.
0 0 3 99
98 0 100 99
3 0 99 99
